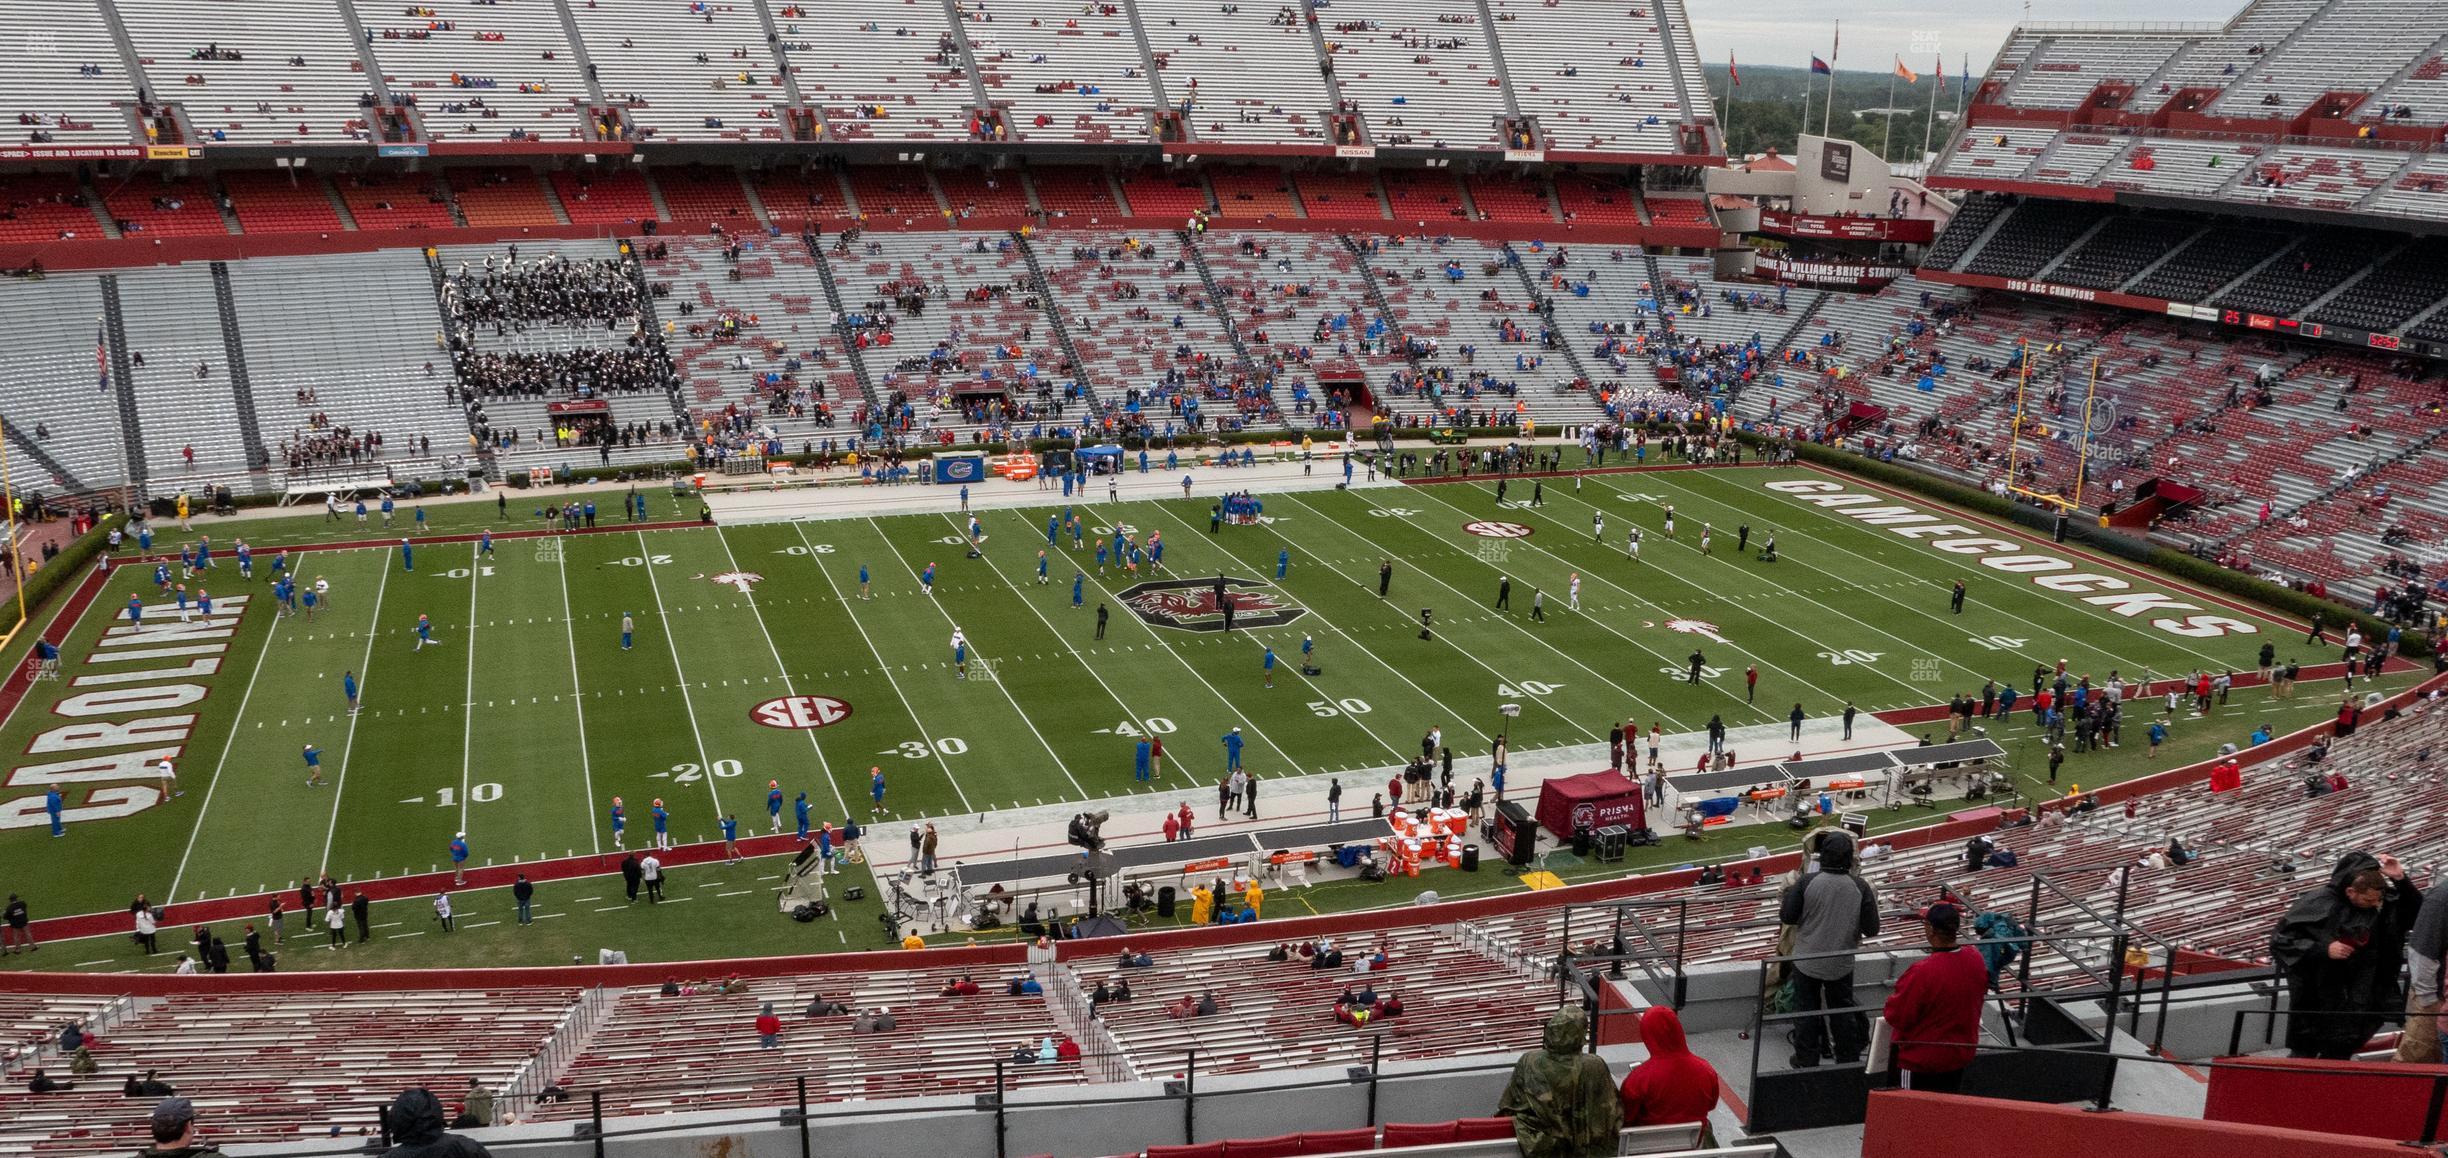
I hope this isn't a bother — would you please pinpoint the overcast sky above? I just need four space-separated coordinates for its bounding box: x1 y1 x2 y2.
1683 0 2244 80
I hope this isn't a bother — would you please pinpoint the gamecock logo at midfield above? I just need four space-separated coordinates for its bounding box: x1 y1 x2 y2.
1663 618 1731 644
1117 577 1309 633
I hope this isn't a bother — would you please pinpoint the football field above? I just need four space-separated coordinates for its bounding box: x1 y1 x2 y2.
0 463 2321 919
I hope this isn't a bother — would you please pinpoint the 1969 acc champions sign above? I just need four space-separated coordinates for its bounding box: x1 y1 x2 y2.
750 695 854 730
1463 520 1535 538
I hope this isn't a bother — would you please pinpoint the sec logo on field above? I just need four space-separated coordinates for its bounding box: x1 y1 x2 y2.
750 695 854 730
1463 520 1535 538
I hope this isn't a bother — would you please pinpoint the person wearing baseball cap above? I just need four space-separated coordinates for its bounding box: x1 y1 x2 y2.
1879 902 1991 1092
140 1096 224 1158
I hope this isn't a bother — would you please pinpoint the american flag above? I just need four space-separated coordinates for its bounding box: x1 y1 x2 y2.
95 317 108 392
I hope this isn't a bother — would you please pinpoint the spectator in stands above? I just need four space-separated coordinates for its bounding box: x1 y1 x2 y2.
803 995 848 1017
2271 852 2421 1059
25 1068 71 1094
1881 903 1989 1092
381 1087 492 1157
851 1008 896 1034
940 976 982 997
755 1004 781 1050
1499 1009 1622 1158
124 1070 176 1098
1779 830 1879 1069
2399 870 2448 1064
461 1080 493 1128
1117 948 1153 969
1617 1006 1717 1145
136 1096 219 1158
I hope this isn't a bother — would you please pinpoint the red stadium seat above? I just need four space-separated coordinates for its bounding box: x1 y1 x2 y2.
1295 1128 1378 1153
1220 1134 1305 1157
1378 1122 1456 1146
1450 1117 1514 1141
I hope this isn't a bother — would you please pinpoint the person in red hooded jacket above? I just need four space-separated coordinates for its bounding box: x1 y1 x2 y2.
1881 903 1990 1091
1618 1006 1719 1145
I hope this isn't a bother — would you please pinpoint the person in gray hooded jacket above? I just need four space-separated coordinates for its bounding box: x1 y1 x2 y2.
1777 830 1880 1068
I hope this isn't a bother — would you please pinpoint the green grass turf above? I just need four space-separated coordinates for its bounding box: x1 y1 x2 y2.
5 666 2403 975
0 464 2349 947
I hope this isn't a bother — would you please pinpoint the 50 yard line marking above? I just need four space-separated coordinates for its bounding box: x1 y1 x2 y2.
966 508 1332 777
1068 504 1400 764
1143 500 1583 744
164 589 286 903
635 531 726 819
554 540 602 853
317 548 396 878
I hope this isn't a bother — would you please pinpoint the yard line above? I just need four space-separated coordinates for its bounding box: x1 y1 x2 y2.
1279 492 1687 728
1383 486 1805 721
1446 480 1938 703
553 543 603 853
716 889 752 897
165 594 290 904
1072 506 1409 763
1658 469 2248 673
317 549 396 878
1136 501 1560 744
863 517 1088 796
454 542 482 833
777 522 966 814
969 509 1354 771
636 531 728 818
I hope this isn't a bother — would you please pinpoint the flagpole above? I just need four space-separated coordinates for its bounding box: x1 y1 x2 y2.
1956 53 1968 128
1923 54 1942 171
1822 21 1839 137
1802 56 1814 140
1883 62 1898 157
1722 59 1736 159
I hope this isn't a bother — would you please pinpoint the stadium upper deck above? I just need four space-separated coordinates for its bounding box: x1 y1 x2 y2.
1928 0 2448 227
0 0 1720 163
